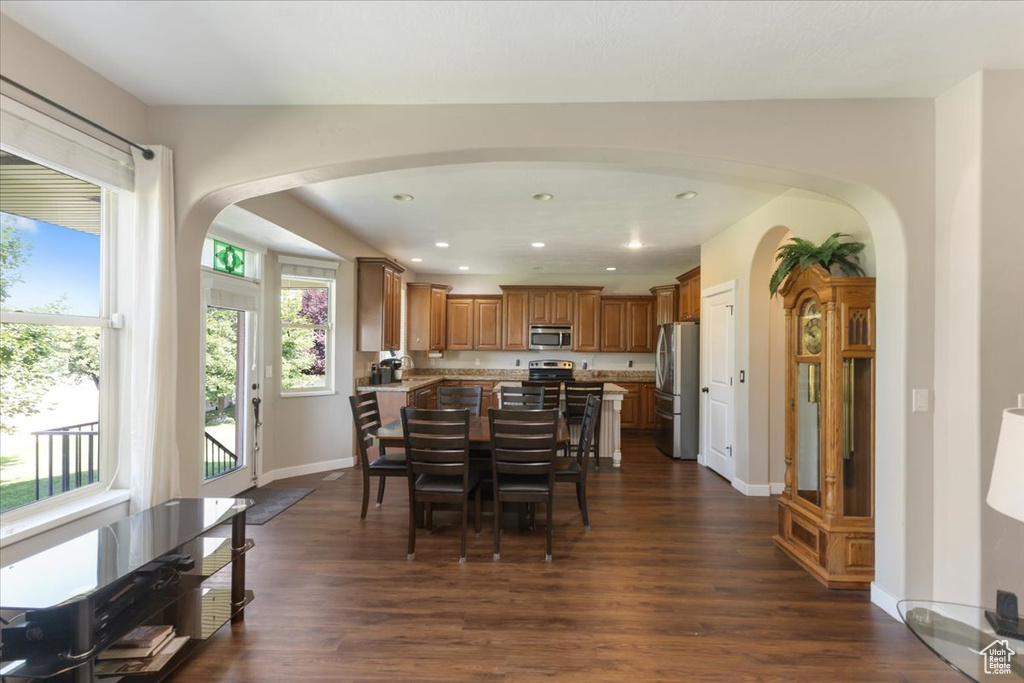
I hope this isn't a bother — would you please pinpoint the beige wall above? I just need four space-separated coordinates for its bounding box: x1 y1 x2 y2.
700 189 874 490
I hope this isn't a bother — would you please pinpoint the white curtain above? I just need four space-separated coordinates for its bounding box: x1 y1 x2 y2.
128 145 181 511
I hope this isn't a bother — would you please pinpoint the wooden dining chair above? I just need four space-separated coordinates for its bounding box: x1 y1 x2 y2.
437 385 483 415
522 380 562 410
488 408 560 561
564 381 604 469
401 407 482 562
555 394 600 531
499 384 545 410
349 393 407 519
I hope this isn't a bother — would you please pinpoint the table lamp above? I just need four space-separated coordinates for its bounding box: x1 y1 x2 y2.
985 406 1024 639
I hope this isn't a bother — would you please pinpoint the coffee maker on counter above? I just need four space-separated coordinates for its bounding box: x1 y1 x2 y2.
378 357 402 384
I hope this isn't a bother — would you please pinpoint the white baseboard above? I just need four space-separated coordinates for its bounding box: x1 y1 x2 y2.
697 452 705 466
871 582 902 622
731 478 771 497
258 457 355 486
770 482 784 495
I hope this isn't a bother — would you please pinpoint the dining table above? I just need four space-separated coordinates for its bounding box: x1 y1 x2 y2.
373 414 570 451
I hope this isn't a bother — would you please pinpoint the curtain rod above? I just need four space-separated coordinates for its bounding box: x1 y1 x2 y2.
0 74 154 160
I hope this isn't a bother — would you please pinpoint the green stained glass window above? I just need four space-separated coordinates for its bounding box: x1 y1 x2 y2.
213 240 245 277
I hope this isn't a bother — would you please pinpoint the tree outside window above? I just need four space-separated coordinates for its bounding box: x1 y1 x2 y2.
281 277 332 393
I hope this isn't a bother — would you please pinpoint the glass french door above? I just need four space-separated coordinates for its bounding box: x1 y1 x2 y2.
201 280 261 497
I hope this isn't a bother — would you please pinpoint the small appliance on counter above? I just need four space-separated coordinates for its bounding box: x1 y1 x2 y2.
379 357 401 384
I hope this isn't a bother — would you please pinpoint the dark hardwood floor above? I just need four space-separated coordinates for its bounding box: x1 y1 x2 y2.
170 433 956 682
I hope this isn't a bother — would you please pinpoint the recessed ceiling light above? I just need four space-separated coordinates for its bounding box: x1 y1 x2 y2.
532 193 553 201
458 266 469 271
435 242 449 248
627 241 643 249
606 267 617 271
393 194 414 201
675 191 698 200
410 258 423 263
531 242 545 248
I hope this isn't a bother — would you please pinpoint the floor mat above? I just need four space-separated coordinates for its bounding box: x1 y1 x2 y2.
239 487 314 525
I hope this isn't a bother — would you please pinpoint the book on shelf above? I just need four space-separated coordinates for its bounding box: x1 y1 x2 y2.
98 625 175 659
94 635 189 675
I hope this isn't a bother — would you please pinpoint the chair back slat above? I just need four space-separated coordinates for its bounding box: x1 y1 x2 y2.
489 409 559 473
350 393 384 470
576 395 602 463
522 381 562 410
401 408 471 479
500 385 545 409
437 385 483 415
564 381 604 418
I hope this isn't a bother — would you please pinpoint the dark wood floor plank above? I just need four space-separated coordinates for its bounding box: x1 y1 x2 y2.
168 433 959 682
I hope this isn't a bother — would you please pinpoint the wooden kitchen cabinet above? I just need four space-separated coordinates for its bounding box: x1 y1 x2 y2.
357 257 405 351
413 383 438 410
650 285 678 326
528 289 574 325
407 282 452 351
446 296 502 351
641 382 657 429
618 382 640 428
502 289 529 351
676 267 701 322
573 289 602 352
600 296 655 353
474 296 503 350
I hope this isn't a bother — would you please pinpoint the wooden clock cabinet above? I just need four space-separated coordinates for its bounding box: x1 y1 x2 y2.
772 265 876 589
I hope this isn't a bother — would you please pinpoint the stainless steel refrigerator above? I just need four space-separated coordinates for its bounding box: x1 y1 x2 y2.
654 322 700 459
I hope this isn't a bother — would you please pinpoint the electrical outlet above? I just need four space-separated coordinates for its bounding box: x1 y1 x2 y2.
515 359 520 367
474 358 481 366
628 360 633 368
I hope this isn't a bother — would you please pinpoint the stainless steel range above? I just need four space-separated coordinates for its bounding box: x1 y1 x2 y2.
527 360 574 382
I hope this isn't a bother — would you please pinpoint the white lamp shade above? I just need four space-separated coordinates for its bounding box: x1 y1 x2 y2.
987 407 1024 523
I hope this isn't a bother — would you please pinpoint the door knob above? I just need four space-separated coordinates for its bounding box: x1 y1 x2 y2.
701 387 709 393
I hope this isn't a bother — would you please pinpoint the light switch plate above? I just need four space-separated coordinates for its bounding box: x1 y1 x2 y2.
912 389 930 412
264 365 273 378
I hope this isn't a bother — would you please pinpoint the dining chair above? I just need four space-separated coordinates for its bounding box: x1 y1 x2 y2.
349 393 407 519
401 407 482 562
522 380 562 410
437 385 483 415
499 384 545 410
564 381 605 469
488 408 560 561
555 394 600 531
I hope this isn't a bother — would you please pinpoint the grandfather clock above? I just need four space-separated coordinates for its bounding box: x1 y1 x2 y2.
772 265 876 589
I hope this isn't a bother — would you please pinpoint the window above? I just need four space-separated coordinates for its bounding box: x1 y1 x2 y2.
0 152 112 513
279 258 337 396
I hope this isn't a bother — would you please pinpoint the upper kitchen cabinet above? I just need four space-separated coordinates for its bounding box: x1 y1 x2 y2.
407 282 452 352
676 267 701 322
529 289 574 325
573 289 602 352
502 288 529 351
600 296 655 353
446 295 502 351
650 284 679 326
357 257 405 351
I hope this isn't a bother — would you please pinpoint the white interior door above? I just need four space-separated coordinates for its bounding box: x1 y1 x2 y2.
702 285 735 482
201 276 262 497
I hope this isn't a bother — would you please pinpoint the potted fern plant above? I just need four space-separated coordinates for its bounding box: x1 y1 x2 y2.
769 232 866 296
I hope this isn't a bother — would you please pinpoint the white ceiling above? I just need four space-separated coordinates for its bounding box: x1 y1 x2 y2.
293 162 785 276
3 1 1022 105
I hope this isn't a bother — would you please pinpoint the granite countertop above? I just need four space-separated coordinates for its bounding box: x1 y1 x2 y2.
355 369 655 393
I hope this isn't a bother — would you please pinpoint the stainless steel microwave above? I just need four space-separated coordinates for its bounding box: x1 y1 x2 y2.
529 325 572 350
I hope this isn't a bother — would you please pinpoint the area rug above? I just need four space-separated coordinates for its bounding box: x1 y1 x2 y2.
240 487 315 525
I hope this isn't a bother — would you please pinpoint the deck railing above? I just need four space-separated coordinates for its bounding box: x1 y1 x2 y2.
204 432 239 479
30 421 100 500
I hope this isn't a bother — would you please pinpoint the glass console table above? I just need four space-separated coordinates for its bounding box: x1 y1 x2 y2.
0 498 254 682
899 600 1024 681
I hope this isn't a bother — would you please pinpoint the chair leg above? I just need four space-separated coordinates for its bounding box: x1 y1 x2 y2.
545 493 553 562
407 494 417 560
460 499 468 563
579 480 590 532
474 488 482 534
376 477 387 508
493 497 501 560
361 474 371 519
